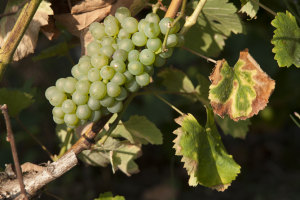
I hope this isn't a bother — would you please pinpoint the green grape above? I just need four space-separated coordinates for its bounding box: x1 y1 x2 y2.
89 22 106 40
146 38 162 52
90 110 102 122
91 54 109 69
144 22 160 38
62 99 77 114
89 81 106 100
138 19 147 32
110 59 126 73
113 49 128 61
75 80 90 94
128 61 144 75
100 36 115 46
107 82 121 97
104 15 119 26
144 65 154 76
159 17 179 34
64 113 79 126
107 101 123 113
100 95 115 107
55 78 65 92
123 70 134 82
63 77 77 94
115 87 128 101
132 32 147 47
87 41 101 56
100 45 115 58
145 13 160 23
78 75 89 81
111 72 126 85
71 64 82 79
121 17 138 33
105 23 119 36
118 28 131 39
45 86 59 100
78 60 92 74
72 91 89 105
87 97 101 110
88 68 101 82
52 107 64 118
76 104 92 120
100 66 115 80
139 49 155 65
125 80 140 92
136 72 150 87
79 55 90 64
154 55 166 67
159 48 173 58
166 34 178 47
115 7 131 23
176 34 185 47
53 116 64 124
118 38 134 52
128 50 139 62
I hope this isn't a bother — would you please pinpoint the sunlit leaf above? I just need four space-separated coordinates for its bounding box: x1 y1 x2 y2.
271 11 300 68
95 192 125 200
209 49 275 121
240 0 259 19
173 108 240 191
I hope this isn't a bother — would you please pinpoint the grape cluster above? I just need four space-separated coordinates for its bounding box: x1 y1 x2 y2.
45 7 182 127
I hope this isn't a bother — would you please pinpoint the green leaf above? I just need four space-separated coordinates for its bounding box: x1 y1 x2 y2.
173 108 240 191
0 88 34 117
112 115 163 145
95 192 125 200
215 116 250 139
240 0 259 19
185 0 243 56
209 50 275 121
271 11 300 68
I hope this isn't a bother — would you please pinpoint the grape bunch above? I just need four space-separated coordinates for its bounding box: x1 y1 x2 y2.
45 7 182 127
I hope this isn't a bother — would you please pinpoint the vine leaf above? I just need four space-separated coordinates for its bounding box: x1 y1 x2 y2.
0 0 53 61
173 108 240 191
239 0 259 19
215 116 250 139
185 0 243 56
95 192 125 200
209 49 275 121
271 11 300 68
0 88 34 117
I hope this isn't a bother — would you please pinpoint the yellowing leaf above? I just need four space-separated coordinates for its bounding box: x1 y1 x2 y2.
271 11 300 68
173 108 240 190
209 49 275 121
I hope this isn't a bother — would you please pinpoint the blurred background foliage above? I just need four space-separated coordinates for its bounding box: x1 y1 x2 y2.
0 0 300 199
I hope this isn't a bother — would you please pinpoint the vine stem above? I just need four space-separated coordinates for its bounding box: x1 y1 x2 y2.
153 93 185 116
165 0 183 18
181 46 217 64
0 0 42 80
180 0 207 35
258 2 276 17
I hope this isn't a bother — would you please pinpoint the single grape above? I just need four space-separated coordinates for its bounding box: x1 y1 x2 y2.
110 59 126 73
76 104 92 120
49 91 67 107
88 68 101 82
144 65 154 75
87 97 101 110
111 72 126 85
128 61 144 75
107 101 123 113
100 45 115 58
154 55 166 67
138 19 147 32
145 13 160 23
112 49 128 61
118 38 134 52
146 38 162 52
166 34 178 47
87 41 101 56
136 72 150 87
79 55 91 64
105 22 119 36
144 22 160 38
52 107 64 118
71 64 82 79
62 99 77 114
132 32 147 47
89 22 106 40
159 48 174 58
159 17 179 34
125 80 140 92
115 7 131 23
100 95 115 107
72 91 89 105
64 113 79 126
91 54 109 69
75 80 90 94
100 36 115 46
115 87 128 101
89 81 106 100
139 49 155 65
63 77 77 94
176 34 185 47
123 70 134 82
78 75 89 81
78 60 92 74
128 50 140 62
100 66 115 80
90 110 102 122
104 15 119 26
55 78 65 92
121 17 138 33
107 82 121 97
45 86 58 100
53 116 64 124
118 28 131 39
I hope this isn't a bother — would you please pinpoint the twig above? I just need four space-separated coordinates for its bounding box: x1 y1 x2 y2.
165 0 183 18
181 46 217 64
1 104 28 200
153 93 185 116
0 0 42 80
258 2 276 17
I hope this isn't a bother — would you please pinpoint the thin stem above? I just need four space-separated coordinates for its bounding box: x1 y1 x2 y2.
0 105 28 200
181 46 217 64
56 128 73 160
0 0 42 80
180 0 207 35
153 93 185 116
258 2 276 17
